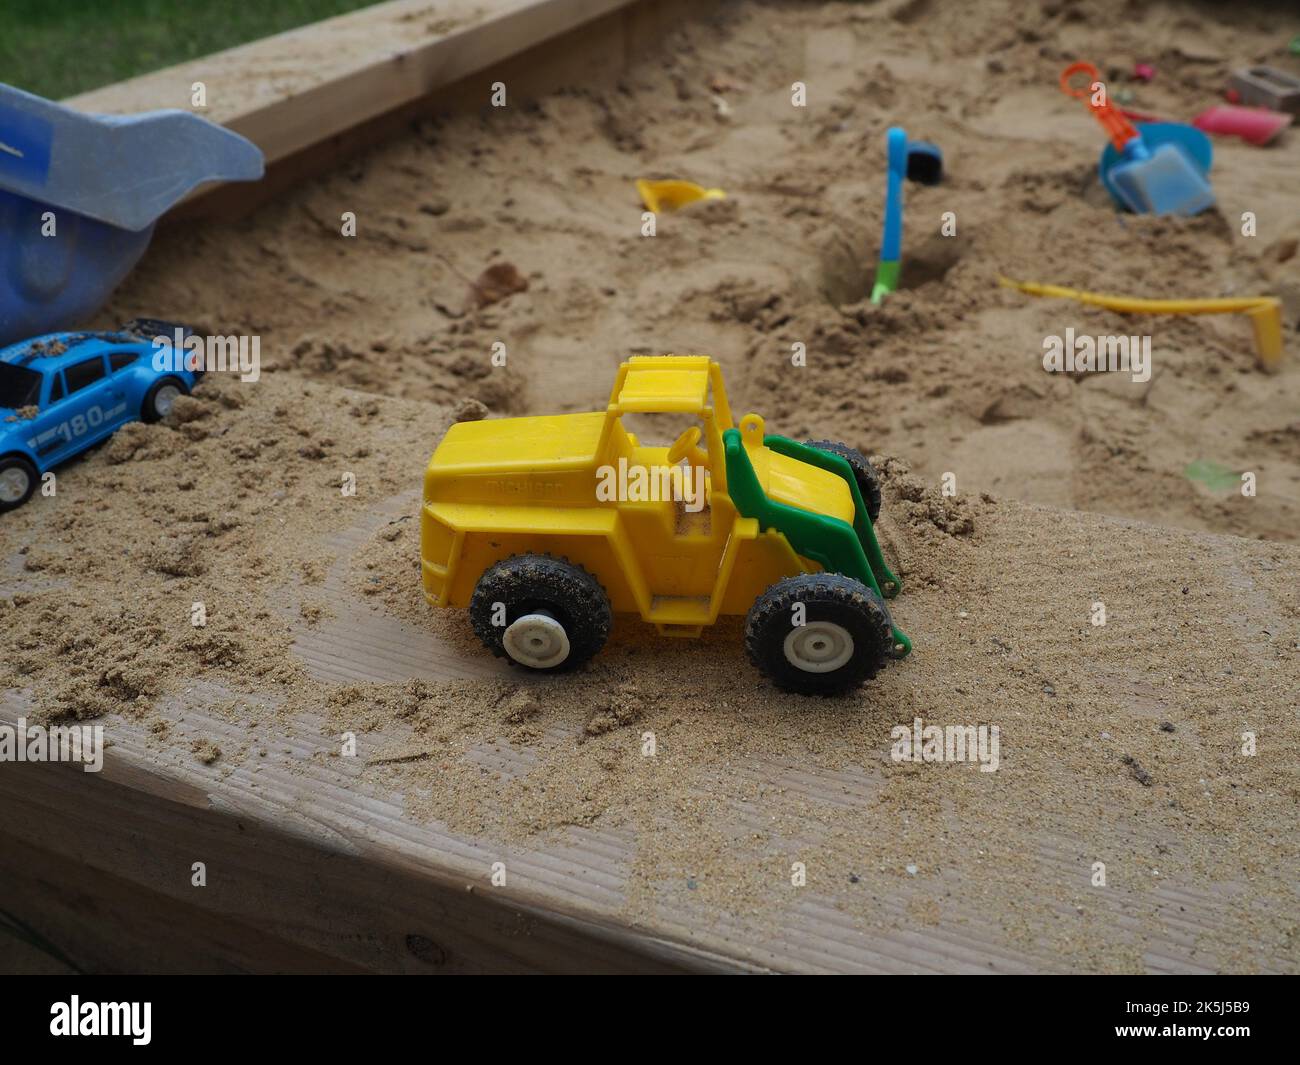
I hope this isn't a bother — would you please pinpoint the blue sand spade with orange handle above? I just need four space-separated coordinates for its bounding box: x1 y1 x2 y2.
1060 61 1214 216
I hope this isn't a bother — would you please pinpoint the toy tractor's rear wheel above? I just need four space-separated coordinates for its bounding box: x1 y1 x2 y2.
745 573 893 695
469 554 611 672
803 439 882 523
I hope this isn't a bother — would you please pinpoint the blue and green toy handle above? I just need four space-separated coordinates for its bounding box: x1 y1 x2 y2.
723 427 911 657
871 126 909 305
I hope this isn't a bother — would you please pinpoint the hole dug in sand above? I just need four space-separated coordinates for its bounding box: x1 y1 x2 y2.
819 227 963 307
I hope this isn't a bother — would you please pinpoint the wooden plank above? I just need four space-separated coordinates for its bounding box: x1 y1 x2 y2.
62 0 696 218
0 838 370 974
0 697 754 974
68 0 633 144
4 487 1296 972
63 0 705 221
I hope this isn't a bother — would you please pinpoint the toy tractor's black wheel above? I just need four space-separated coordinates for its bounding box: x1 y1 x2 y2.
469 554 611 672
142 376 189 422
745 573 893 695
0 455 38 512
804 439 882 523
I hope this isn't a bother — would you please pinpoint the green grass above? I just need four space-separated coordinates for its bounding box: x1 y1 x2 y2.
1 0 384 100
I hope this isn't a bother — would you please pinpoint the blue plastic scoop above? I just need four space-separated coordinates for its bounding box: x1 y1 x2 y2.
1098 121 1213 213
1 82 263 345
1061 62 1214 217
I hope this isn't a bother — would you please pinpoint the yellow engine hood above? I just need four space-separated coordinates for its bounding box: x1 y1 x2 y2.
428 411 607 474
424 411 612 509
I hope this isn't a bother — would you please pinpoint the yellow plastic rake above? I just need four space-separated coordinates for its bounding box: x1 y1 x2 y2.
999 277 1285 371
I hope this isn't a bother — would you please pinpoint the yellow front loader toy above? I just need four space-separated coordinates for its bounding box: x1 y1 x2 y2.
421 355 911 695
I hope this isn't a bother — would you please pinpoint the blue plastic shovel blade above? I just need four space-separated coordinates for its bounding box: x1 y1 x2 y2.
1109 142 1216 216
0 82 264 232
1099 122 1215 216
0 81 264 345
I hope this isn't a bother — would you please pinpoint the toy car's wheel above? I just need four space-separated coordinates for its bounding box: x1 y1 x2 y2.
142 376 188 422
745 573 893 695
0 455 38 512
469 554 611 672
804 439 882 523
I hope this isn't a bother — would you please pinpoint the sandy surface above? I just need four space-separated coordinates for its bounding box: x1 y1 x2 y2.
101 0 1300 539
4 0 1299 972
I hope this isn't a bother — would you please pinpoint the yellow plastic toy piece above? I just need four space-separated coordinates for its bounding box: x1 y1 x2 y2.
420 355 911 692
425 352 891 613
999 276 1284 371
635 179 726 213
422 356 835 624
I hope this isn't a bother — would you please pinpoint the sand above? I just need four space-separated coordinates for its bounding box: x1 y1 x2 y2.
3 0 1299 972
98 0 1300 539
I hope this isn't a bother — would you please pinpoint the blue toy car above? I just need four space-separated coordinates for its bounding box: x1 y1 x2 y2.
0 319 201 511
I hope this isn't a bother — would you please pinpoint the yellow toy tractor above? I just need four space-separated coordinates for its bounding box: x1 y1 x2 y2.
421 355 910 695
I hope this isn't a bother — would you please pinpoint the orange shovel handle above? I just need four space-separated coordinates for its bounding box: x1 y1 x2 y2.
1061 61 1139 152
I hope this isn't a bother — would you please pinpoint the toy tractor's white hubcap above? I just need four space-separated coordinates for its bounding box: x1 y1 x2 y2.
154 383 181 416
503 612 570 669
0 466 30 502
784 621 854 673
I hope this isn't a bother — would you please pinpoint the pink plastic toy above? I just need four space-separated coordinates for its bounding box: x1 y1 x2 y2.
1193 105 1292 146
1134 63 1155 82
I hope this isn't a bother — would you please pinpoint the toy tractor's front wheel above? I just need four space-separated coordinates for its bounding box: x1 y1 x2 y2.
469 554 611 672
745 573 893 695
